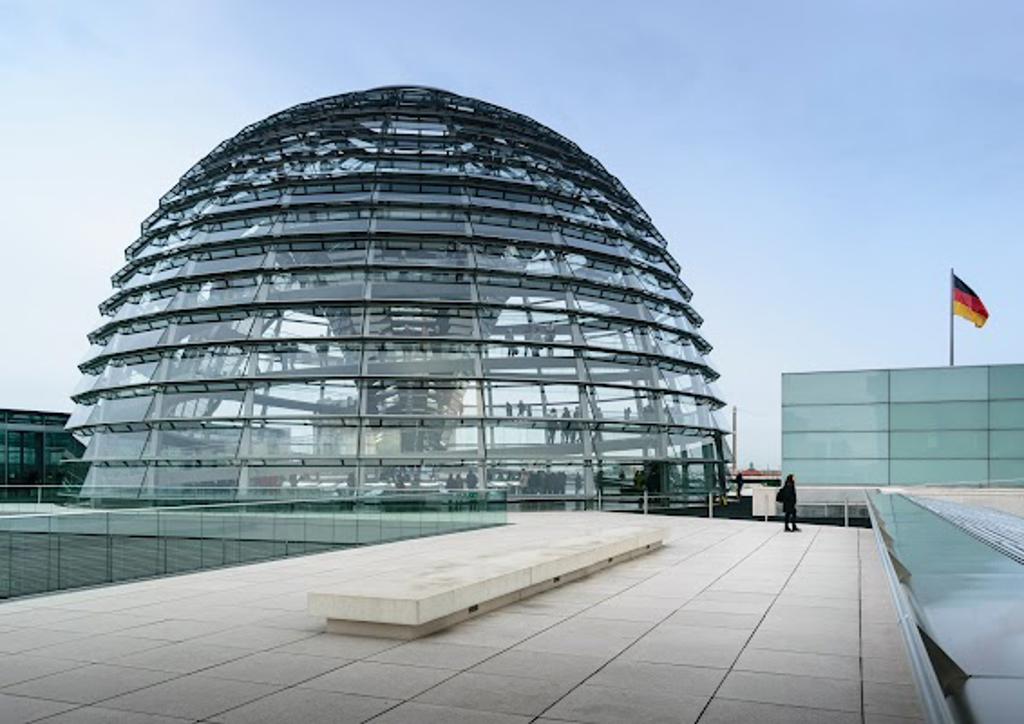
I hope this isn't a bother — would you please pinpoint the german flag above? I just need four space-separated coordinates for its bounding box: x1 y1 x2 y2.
953 274 989 328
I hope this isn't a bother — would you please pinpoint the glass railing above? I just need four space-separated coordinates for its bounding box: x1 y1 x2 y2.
866 491 1024 723
0 492 506 600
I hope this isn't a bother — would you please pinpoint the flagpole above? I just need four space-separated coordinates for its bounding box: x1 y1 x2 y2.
949 267 954 367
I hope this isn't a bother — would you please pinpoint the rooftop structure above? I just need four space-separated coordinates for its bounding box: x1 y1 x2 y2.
68 86 729 502
0 408 83 504
0 513 922 723
782 363 1024 487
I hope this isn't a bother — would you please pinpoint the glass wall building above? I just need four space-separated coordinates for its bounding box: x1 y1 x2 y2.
1 409 84 502
68 86 728 500
783 364 1024 486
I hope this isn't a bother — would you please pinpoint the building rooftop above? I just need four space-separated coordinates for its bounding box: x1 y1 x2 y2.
0 513 921 723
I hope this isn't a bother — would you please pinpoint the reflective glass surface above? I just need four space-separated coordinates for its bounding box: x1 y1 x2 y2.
71 86 727 499
783 365 1024 486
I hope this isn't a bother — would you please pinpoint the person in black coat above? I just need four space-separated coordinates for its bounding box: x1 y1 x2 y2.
778 474 800 532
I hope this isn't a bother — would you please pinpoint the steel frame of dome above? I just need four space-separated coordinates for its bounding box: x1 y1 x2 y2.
68 85 729 500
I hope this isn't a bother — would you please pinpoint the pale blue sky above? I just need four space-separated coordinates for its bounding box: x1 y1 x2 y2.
1 1 1021 466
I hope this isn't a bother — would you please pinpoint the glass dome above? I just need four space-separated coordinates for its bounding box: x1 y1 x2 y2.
69 86 728 500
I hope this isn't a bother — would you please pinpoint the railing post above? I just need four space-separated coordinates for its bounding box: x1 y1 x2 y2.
844 500 849 528
596 487 602 512
642 489 648 516
708 492 714 518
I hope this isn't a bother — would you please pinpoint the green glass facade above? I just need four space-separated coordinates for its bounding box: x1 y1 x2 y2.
1 409 84 501
782 364 1024 486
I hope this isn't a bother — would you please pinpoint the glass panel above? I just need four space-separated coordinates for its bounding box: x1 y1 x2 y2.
991 401 1024 429
365 381 478 417
589 385 658 422
145 425 243 460
172 278 260 309
890 431 987 459
368 271 472 301
104 328 168 355
783 404 889 432
990 430 1024 459
168 317 254 345
257 308 363 339
990 459 1024 485
89 395 155 424
272 242 368 268
248 466 355 495
255 343 360 377
477 281 568 310
363 464 477 490
890 401 987 430
66 404 95 429
361 422 479 457
249 422 357 458
92 359 162 391
154 390 246 419
364 344 475 377
783 432 888 459
784 459 888 485
80 466 147 496
890 366 988 402
890 459 987 485
161 347 250 381
990 365 1024 400
264 271 363 302
592 429 663 459
252 381 359 417
82 431 149 461
486 422 585 458
782 371 889 405
148 466 240 498
369 239 470 267
481 351 578 381
577 317 648 353
367 307 474 338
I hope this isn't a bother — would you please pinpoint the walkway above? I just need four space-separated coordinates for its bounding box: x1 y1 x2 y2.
0 512 922 723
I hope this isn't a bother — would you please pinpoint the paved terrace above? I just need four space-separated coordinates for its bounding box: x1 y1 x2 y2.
0 513 922 724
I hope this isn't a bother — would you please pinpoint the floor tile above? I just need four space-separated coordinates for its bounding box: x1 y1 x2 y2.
202 650 349 685
864 681 923 719
301 660 453 699
370 701 532 724
544 683 707 724
585 659 725 697
734 648 860 680
471 650 605 685
29 635 169 663
100 674 279 719
210 687 397 724
369 641 501 670
0 628 91 654
0 692 77 724
416 670 574 716
115 618 225 642
112 641 252 673
1 663 176 705
275 632 397 660
33 705 193 723
716 670 861 713
698 698 860 724
0 655 83 687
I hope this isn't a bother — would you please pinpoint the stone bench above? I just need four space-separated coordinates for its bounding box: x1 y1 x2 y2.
308 524 665 639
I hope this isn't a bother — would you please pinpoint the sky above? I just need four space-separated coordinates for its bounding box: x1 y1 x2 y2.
1 0 1022 467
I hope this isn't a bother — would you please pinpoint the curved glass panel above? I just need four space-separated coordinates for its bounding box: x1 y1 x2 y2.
70 86 727 499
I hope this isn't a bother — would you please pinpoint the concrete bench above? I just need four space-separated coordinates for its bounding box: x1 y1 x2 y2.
308 524 665 639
